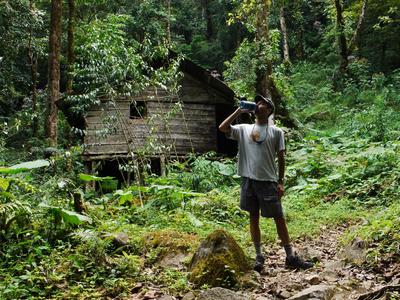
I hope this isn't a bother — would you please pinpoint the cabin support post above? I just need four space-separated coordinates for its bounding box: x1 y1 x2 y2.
84 160 96 191
126 170 131 186
160 155 166 177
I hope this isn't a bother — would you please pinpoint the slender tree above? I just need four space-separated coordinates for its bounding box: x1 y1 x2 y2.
201 0 214 41
348 0 368 55
334 0 349 74
254 0 293 124
255 0 272 99
66 0 75 95
164 0 171 44
28 0 38 137
294 0 305 59
334 0 368 77
45 0 62 146
279 0 290 64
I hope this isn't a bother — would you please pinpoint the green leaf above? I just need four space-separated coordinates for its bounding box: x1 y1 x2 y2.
0 190 14 199
0 178 10 190
79 173 115 182
39 203 92 225
178 191 205 197
114 189 133 205
327 174 342 180
59 209 92 225
212 161 236 176
0 160 50 174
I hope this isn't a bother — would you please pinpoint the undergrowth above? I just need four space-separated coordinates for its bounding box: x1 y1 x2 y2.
1 62 400 299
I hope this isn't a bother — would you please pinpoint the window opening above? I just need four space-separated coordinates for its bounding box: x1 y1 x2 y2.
130 101 147 119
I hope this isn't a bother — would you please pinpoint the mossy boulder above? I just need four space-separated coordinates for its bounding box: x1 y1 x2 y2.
188 229 251 288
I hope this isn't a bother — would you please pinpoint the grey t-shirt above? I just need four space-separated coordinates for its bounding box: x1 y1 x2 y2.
228 124 285 181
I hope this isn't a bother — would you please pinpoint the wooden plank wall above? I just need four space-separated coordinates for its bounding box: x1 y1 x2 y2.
84 77 218 158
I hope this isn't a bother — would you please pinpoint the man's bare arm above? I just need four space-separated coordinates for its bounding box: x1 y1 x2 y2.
277 149 285 199
277 150 285 183
218 108 246 133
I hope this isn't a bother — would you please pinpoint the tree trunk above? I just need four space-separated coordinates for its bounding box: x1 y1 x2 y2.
165 0 171 44
295 29 304 59
28 0 38 138
280 2 290 64
294 0 304 59
334 0 348 73
45 0 62 146
66 0 75 95
348 0 367 56
255 0 294 127
73 191 85 213
255 0 271 99
201 0 213 40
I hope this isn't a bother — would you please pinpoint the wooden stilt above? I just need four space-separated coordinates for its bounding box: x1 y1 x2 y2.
160 155 166 177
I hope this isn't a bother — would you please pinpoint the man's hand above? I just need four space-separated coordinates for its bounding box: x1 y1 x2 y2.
218 107 249 133
277 183 285 200
238 108 252 114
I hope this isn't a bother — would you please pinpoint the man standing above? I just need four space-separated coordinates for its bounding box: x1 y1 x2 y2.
218 95 313 272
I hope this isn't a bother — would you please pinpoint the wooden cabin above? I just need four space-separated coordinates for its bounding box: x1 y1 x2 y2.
78 58 237 180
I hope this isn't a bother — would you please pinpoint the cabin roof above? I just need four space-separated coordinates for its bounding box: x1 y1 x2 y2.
178 58 235 102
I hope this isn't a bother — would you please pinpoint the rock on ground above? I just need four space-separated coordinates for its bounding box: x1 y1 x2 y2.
287 284 335 300
197 287 249 300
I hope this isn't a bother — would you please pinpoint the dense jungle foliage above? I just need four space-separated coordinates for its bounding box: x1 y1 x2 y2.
1 0 399 299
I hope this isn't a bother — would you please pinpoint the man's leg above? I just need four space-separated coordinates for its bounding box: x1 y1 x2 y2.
250 211 264 271
274 216 313 269
274 216 294 257
250 211 261 256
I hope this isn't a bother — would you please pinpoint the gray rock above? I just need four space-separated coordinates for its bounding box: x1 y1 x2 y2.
198 287 249 300
339 238 367 265
306 275 321 285
323 261 345 274
304 247 324 262
103 232 129 248
182 291 196 300
252 296 272 300
288 284 335 300
158 251 187 269
392 278 400 285
158 296 175 300
238 270 260 289
361 281 374 292
277 289 292 299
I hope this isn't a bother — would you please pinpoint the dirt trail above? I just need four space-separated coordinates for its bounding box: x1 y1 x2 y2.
129 223 399 300
252 223 400 300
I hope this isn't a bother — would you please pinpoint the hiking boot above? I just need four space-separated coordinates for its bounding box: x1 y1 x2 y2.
285 254 313 270
254 255 265 272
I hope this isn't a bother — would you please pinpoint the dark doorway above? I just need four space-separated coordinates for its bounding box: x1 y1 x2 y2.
215 103 238 157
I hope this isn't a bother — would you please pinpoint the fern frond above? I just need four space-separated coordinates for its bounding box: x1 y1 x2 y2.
0 201 31 218
68 229 98 242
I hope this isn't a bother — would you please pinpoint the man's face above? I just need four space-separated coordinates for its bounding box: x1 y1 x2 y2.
255 101 272 118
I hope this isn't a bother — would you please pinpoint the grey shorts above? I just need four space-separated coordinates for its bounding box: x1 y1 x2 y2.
240 177 283 218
